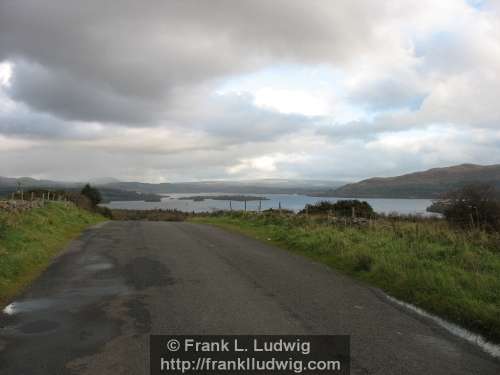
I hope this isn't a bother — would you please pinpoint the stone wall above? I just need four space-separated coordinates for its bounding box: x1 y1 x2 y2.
0 200 45 213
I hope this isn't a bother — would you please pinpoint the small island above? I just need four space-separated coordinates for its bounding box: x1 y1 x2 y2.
178 195 269 202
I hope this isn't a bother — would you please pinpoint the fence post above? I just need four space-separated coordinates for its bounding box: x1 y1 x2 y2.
244 200 247 212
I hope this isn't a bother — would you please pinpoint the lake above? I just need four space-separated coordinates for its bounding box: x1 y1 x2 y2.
102 193 437 216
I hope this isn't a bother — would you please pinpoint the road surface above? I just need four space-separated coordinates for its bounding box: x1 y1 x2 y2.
0 221 498 374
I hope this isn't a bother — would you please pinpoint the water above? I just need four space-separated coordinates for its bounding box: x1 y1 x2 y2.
102 193 437 216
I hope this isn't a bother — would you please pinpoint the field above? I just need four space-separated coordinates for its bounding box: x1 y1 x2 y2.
0 202 105 305
191 211 500 343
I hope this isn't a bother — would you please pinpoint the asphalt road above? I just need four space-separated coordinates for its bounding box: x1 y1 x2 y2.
0 221 498 374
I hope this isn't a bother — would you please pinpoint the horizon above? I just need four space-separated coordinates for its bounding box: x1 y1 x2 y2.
1 1 500 182
1 161 497 185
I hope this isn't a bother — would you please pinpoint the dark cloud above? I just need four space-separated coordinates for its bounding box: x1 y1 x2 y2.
7 61 159 124
0 0 385 124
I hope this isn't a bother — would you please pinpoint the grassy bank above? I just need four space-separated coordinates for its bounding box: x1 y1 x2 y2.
191 212 500 343
0 203 105 305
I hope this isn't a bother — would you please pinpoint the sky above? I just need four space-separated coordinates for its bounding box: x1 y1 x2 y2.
1 0 500 183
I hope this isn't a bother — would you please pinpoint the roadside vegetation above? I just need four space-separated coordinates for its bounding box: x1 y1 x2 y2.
191 191 500 343
0 188 106 305
110 208 188 221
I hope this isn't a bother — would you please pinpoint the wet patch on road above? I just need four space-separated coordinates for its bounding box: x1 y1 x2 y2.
3 298 54 316
19 320 59 334
0 227 132 374
123 257 175 290
125 297 151 335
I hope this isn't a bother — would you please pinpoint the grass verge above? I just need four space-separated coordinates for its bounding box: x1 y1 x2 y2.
191 212 500 343
0 202 105 306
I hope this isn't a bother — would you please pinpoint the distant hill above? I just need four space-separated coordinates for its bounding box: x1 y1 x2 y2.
3 167 500 200
0 177 343 199
329 164 500 199
100 179 344 195
0 177 161 202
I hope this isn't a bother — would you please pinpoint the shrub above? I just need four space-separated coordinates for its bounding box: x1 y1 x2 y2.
96 206 113 219
440 183 500 232
81 184 102 206
67 192 94 211
300 200 375 218
353 254 374 272
0 215 7 239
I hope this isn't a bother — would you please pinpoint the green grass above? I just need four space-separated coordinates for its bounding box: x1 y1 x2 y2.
0 202 105 305
191 212 500 343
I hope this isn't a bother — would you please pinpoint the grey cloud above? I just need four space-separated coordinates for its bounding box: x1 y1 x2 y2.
316 116 411 142
166 93 315 142
0 0 387 124
348 78 428 111
7 61 159 124
0 105 98 140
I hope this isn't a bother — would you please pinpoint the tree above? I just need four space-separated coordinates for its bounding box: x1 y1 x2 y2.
440 183 500 231
81 184 102 206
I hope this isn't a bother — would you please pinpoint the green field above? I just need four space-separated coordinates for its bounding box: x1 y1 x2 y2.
191 212 500 343
0 203 105 305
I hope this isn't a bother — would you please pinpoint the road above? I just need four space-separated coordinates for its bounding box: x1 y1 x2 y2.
0 221 498 374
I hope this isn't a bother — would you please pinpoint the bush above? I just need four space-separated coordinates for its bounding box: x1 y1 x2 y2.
440 183 500 231
81 184 102 206
0 215 7 239
353 254 374 272
67 192 94 211
300 200 375 218
96 206 113 219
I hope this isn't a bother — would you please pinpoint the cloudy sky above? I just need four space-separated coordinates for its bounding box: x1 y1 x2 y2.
1 0 500 182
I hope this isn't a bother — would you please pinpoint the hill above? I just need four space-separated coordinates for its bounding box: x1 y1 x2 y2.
0 178 162 202
98 179 344 195
0 177 343 200
329 164 500 198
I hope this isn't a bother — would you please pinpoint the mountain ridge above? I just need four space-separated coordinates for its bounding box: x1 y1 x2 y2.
328 163 500 198
2 164 499 199
0 177 344 196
